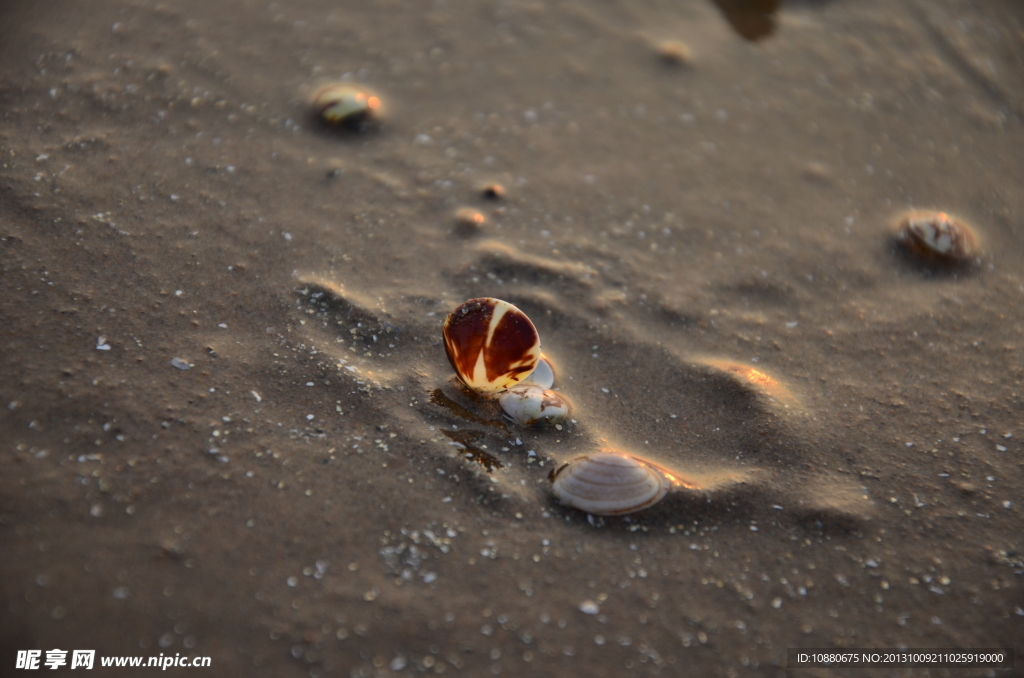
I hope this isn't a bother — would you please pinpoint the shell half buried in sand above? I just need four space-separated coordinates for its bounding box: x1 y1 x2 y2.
498 384 569 426
442 298 542 396
550 452 674 516
896 210 978 264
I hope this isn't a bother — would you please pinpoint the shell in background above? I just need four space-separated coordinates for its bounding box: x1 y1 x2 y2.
896 210 977 263
481 183 505 199
655 39 692 66
498 385 569 426
550 452 672 516
521 355 555 389
443 298 541 395
313 83 382 127
453 207 487 235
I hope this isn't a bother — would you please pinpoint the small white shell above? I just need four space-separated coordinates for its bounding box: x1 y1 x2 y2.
498 385 569 426
521 355 555 389
550 452 671 516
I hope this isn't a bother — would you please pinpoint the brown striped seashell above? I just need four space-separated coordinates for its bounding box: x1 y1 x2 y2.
550 452 673 516
442 298 541 396
896 210 977 264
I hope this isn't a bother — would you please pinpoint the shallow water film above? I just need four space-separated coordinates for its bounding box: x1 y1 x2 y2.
2 0 1023 676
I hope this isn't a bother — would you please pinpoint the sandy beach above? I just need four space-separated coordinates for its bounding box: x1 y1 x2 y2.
2 0 1023 675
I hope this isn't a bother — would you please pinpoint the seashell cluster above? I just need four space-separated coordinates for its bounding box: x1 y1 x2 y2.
896 210 978 264
550 452 673 516
440 298 685 516
312 83 382 128
443 298 571 427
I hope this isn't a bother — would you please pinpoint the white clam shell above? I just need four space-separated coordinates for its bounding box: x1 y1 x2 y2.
550 452 671 516
521 356 555 389
498 385 569 426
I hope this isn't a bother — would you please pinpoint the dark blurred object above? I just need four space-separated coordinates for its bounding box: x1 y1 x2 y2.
710 0 780 41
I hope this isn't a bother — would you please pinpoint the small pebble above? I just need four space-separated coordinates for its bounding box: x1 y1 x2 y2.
453 207 486 235
481 183 505 199
656 40 692 66
802 162 832 184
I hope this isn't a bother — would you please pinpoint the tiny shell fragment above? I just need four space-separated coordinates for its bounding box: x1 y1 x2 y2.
550 452 672 516
443 298 541 396
896 210 977 264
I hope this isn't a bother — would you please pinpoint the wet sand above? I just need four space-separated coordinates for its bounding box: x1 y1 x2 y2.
2 0 1023 675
